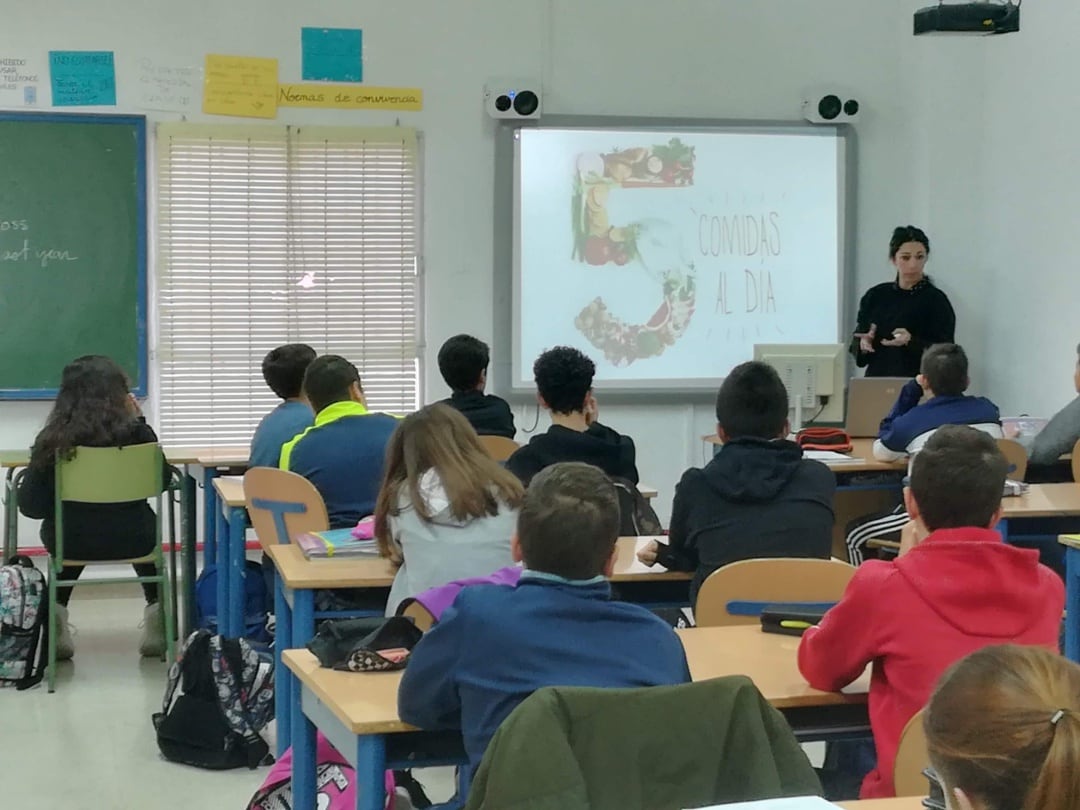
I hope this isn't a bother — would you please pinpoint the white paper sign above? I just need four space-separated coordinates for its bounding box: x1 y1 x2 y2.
0 55 42 107
137 57 200 112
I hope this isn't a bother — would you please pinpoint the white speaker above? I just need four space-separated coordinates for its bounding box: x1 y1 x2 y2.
484 81 542 120
802 93 860 124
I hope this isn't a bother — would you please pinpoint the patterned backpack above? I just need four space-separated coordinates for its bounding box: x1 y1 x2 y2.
0 556 48 690
153 629 275 770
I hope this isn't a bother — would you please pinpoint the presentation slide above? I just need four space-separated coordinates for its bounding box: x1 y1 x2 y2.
513 126 844 391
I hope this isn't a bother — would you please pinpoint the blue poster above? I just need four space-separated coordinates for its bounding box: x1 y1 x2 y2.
301 27 362 83
49 50 116 106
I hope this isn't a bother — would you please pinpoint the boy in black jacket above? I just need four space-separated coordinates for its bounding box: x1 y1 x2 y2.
507 346 638 486
437 334 516 439
639 361 835 606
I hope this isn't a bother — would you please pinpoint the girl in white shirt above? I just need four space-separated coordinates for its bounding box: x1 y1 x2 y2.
375 403 524 615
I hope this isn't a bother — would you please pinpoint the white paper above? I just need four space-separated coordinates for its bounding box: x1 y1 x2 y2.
804 450 861 462
0 54 42 107
691 796 839 810
136 57 200 112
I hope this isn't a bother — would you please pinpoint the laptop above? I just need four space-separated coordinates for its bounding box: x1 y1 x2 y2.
845 377 909 438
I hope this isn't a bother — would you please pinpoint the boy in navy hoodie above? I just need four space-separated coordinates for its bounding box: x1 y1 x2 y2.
638 361 835 606
399 462 690 789
848 343 1002 564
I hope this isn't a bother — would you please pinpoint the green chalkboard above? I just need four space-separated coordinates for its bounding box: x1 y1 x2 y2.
0 112 146 398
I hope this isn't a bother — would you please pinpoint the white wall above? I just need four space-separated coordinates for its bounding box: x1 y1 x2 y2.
3 0 918 527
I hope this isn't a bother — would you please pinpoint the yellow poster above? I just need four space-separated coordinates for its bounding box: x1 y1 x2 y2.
203 54 278 118
278 83 423 111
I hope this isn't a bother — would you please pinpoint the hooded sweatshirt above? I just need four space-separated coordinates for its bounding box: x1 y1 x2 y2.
506 422 638 486
798 528 1064 799
655 438 835 605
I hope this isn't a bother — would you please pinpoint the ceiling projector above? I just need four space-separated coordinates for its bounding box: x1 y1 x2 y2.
914 2 1020 35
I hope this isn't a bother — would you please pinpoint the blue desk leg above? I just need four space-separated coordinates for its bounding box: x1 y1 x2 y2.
179 470 197 636
215 503 229 636
274 572 293 757
203 467 219 567
1066 546 1080 662
227 505 246 637
355 735 387 810
293 690 317 810
291 589 316 779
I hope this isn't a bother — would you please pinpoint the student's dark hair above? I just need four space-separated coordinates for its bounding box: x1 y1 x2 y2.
516 462 619 580
925 645 1080 810
715 361 789 440
920 343 968 397
437 334 490 393
302 355 361 414
889 225 930 259
533 346 595 414
909 425 1007 531
374 404 524 560
262 344 317 400
30 355 138 468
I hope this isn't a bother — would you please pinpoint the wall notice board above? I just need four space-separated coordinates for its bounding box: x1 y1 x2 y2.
0 112 147 398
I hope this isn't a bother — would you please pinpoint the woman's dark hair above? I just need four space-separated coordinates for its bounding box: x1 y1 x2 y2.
889 225 930 259
30 355 137 467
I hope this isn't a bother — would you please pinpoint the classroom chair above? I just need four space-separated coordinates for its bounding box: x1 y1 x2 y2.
244 467 329 550
1071 438 1080 483
400 599 436 632
48 443 175 692
996 438 1029 482
893 708 930 797
694 558 856 627
477 435 520 463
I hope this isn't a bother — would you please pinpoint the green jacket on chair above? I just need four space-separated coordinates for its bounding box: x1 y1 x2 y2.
464 675 822 810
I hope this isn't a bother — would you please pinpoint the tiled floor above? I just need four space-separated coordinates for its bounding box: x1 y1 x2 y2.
3 590 455 810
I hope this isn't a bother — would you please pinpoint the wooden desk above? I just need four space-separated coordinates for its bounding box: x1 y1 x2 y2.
1001 483 1080 519
638 482 658 500
840 800 925 810
211 476 250 638
703 435 906 475
284 624 869 810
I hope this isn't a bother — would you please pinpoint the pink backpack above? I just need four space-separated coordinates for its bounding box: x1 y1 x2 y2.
246 732 395 809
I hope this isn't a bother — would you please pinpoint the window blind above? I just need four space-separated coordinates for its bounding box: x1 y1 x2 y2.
156 124 420 446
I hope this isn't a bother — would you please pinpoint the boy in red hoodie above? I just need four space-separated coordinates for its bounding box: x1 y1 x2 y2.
798 424 1063 799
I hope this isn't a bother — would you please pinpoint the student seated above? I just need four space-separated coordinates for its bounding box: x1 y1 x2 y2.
280 355 398 528
798 425 1064 799
1015 341 1080 478
637 361 835 606
437 334 516 439
374 403 522 616
872 343 1001 462
924 644 1080 810
398 462 691 791
848 343 1002 564
506 346 637 485
18 356 170 660
249 343 316 468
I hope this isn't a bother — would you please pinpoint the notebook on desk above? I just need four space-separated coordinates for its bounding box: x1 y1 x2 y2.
294 527 379 559
845 376 909 438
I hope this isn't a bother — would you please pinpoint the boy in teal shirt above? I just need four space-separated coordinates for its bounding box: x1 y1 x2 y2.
249 344 316 468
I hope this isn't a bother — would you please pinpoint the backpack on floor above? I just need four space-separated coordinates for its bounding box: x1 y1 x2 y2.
0 555 48 690
195 560 271 642
611 477 664 537
153 629 275 770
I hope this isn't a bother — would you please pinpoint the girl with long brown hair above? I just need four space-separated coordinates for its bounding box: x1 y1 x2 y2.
375 403 524 615
925 644 1080 810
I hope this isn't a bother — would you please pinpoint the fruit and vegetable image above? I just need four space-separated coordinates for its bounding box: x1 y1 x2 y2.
570 138 698 365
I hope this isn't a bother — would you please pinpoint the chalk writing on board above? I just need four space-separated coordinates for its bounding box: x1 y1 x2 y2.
203 54 278 119
0 235 80 268
138 58 200 113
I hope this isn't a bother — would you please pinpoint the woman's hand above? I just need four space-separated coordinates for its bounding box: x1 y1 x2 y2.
636 540 659 566
881 327 912 348
855 324 877 354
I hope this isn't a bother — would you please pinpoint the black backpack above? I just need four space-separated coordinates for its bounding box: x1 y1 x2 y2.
153 629 275 770
611 477 663 536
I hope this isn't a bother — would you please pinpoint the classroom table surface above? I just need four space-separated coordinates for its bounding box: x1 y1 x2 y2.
701 436 907 474
282 623 869 736
839 800 925 810
212 475 246 507
267 536 689 590
1001 483 1080 518
0 446 251 469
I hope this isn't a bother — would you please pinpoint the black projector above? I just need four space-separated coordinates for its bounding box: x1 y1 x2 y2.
914 2 1020 35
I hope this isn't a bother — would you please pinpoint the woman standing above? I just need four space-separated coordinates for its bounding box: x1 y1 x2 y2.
852 226 956 377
